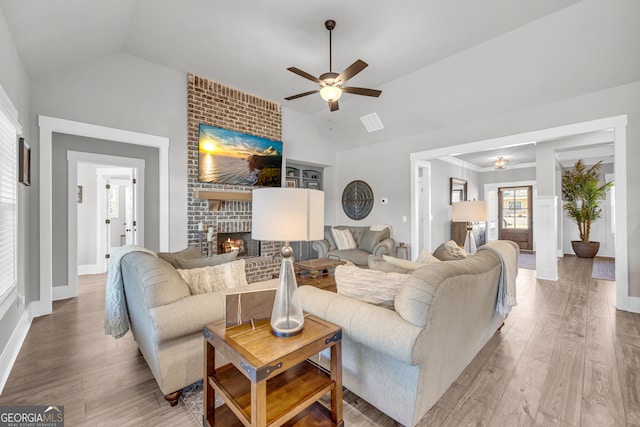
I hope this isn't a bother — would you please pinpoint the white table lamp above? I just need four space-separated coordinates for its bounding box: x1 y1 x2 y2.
451 200 488 254
252 188 324 337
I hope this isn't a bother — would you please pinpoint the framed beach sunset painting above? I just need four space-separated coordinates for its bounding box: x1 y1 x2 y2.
198 124 282 187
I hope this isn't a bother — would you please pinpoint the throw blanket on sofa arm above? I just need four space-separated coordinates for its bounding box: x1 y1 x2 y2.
104 245 157 338
478 240 519 317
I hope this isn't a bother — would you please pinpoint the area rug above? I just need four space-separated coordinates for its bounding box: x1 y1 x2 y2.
518 253 536 270
592 257 615 281
181 380 396 426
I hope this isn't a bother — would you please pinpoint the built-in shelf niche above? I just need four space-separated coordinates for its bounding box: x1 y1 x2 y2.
285 161 323 190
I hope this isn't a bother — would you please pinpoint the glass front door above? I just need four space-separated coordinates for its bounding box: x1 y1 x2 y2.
498 186 533 250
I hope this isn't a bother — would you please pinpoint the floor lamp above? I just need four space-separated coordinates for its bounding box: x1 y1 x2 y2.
252 188 324 337
451 200 488 254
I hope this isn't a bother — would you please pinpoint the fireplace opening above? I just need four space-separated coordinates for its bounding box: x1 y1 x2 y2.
217 232 260 258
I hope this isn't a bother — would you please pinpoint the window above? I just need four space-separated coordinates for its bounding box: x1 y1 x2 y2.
0 85 21 317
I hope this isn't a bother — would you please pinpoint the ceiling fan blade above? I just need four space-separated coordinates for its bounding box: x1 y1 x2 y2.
342 86 382 97
285 89 320 100
329 100 339 112
335 59 368 85
287 67 324 85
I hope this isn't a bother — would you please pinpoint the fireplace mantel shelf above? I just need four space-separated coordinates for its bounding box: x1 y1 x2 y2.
194 190 252 211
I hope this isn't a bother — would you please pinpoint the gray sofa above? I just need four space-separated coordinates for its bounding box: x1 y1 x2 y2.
298 241 519 426
312 225 394 266
120 251 277 405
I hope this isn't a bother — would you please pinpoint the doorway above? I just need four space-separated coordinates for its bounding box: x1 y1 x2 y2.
409 115 636 313
498 186 533 251
68 152 145 297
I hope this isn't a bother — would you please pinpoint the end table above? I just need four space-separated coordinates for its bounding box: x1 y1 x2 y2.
203 315 343 426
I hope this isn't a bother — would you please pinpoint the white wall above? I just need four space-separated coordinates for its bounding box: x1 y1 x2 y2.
30 52 188 251
331 80 640 295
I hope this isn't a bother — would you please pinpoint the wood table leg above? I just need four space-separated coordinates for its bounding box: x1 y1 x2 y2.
204 339 216 424
330 341 343 426
251 380 267 427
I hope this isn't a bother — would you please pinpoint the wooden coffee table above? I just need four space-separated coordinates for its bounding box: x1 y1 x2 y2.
203 315 343 426
294 257 346 279
294 258 346 293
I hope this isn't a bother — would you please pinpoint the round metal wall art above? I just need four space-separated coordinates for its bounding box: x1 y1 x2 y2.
341 180 374 220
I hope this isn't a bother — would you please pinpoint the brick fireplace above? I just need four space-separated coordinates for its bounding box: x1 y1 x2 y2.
186 74 282 283
217 232 260 257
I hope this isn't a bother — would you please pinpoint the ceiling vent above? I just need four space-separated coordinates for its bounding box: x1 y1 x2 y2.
360 113 384 133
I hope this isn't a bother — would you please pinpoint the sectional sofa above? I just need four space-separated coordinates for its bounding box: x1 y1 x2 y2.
298 241 519 426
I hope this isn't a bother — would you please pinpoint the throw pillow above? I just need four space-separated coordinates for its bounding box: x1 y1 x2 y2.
358 229 384 253
415 248 441 264
445 240 468 258
335 265 410 309
433 241 468 261
368 255 412 273
369 224 391 232
175 250 238 269
177 259 247 295
382 255 426 270
157 246 201 268
331 227 357 250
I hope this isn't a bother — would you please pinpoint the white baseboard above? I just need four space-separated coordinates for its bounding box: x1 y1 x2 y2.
78 264 103 275
618 295 640 314
0 305 32 395
52 285 76 301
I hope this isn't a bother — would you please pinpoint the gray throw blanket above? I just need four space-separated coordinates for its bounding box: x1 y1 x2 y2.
478 240 519 317
104 245 156 338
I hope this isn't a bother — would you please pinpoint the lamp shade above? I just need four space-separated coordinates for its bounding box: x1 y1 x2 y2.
451 200 488 222
252 188 324 242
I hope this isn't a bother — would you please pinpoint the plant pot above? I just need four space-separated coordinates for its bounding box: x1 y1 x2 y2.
571 241 600 258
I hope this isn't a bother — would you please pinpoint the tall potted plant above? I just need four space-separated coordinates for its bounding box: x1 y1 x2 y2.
561 159 613 258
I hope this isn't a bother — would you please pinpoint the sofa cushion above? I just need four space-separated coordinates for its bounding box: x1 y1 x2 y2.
324 228 337 250
157 246 201 268
382 255 428 271
358 229 384 253
177 259 248 295
174 251 238 269
415 248 441 264
121 252 192 308
349 227 367 245
368 255 412 273
328 249 370 266
332 227 357 250
335 265 410 309
433 240 468 261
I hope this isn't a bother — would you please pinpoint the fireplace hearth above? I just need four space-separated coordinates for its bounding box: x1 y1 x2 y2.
217 232 260 258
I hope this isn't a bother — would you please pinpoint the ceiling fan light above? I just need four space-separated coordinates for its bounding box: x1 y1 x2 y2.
320 86 342 102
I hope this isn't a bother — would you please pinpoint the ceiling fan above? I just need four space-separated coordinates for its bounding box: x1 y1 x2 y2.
285 19 382 112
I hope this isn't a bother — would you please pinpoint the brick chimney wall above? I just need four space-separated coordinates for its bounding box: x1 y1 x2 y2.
186 73 282 283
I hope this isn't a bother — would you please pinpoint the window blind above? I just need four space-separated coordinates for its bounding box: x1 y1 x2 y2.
0 106 17 302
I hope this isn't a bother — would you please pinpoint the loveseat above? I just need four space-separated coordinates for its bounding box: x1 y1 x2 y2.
312 225 395 266
298 240 519 426
119 250 277 405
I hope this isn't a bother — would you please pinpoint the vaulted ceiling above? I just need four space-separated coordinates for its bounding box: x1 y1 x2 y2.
1 0 638 149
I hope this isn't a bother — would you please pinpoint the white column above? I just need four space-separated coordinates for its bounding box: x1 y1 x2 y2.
534 196 558 281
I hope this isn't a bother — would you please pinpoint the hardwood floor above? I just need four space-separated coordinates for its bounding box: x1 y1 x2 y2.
0 256 638 426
